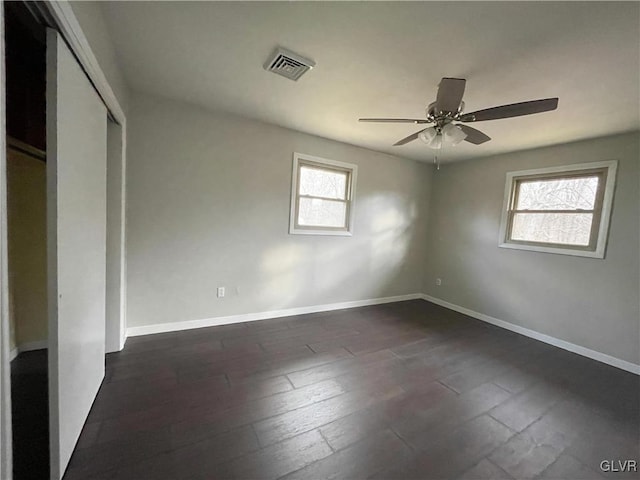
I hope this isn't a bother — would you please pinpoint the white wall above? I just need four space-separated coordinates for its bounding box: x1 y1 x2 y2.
424 132 639 366
126 92 431 329
7 148 47 351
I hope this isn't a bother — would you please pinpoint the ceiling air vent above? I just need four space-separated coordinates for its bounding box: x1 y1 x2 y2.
264 47 315 81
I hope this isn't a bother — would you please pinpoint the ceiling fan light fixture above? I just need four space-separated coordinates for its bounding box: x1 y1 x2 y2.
442 123 467 146
418 127 437 144
429 134 442 150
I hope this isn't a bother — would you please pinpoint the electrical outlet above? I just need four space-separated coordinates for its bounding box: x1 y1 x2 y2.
435 278 442 286
217 287 225 298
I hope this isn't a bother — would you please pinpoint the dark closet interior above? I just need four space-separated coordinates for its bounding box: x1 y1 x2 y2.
5 2 49 478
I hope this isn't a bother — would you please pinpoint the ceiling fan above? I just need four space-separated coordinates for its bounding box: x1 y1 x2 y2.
359 78 558 149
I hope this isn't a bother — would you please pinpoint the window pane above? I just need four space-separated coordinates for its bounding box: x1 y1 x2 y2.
298 198 347 228
511 212 593 246
299 166 347 200
516 176 599 210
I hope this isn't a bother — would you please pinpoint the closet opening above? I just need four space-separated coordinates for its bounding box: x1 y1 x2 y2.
5 1 49 478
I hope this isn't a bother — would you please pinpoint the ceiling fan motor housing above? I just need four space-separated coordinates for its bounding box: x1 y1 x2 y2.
427 101 465 125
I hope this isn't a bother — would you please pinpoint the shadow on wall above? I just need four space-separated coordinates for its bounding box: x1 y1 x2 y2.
258 192 418 311
446 202 543 326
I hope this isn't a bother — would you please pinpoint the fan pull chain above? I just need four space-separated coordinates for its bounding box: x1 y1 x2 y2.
433 153 440 170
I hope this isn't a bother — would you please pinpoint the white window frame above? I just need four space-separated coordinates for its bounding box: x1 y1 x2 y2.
289 152 357 236
498 160 618 258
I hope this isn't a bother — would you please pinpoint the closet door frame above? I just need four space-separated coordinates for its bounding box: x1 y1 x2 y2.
45 1 128 354
0 3 127 478
0 3 12 478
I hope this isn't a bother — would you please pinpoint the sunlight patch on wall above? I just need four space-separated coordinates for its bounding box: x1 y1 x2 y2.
361 194 417 299
364 194 415 272
256 192 420 312
311 241 368 296
370 197 417 233
259 243 308 310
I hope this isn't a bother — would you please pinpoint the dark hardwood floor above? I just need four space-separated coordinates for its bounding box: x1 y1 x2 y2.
63 300 639 479
11 349 49 480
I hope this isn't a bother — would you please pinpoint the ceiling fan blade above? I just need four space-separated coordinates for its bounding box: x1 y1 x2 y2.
393 129 425 146
436 77 466 113
459 98 558 122
359 118 430 124
458 124 491 145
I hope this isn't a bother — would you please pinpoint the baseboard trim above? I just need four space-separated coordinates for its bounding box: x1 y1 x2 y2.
125 292 639 375
9 340 48 361
127 293 424 337
421 294 640 375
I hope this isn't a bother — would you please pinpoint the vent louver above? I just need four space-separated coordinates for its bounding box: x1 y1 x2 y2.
264 47 315 81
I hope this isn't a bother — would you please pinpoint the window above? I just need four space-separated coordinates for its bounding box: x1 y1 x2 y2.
498 160 617 258
289 153 357 235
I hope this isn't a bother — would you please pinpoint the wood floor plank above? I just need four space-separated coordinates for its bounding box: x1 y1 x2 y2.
168 378 349 446
225 430 333 480
286 349 398 388
253 380 404 447
281 428 412 480
390 382 514 451
373 415 514 479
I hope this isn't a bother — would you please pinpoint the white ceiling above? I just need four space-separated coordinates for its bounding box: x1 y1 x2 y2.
101 1 640 163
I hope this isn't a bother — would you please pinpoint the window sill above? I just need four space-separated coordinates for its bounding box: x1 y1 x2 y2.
289 228 353 236
498 242 605 259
